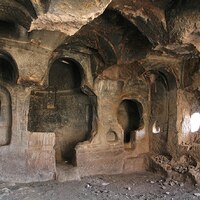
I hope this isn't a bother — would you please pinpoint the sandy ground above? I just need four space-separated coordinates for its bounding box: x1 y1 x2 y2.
0 172 200 200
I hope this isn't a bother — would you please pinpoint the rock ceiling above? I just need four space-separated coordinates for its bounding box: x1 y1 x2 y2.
0 0 199 50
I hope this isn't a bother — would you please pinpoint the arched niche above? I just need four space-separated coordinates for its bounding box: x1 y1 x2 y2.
28 57 93 164
0 51 17 146
48 58 83 91
117 99 143 148
0 51 19 84
149 69 177 154
0 86 12 146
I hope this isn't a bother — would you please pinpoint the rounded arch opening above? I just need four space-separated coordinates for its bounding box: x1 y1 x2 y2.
0 51 18 84
148 68 177 154
48 58 83 90
117 99 144 144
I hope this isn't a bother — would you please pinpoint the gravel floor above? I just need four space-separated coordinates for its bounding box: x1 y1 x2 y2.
0 172 200 200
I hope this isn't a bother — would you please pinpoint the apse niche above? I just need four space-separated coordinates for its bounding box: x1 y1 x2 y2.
28 58 93 163
117 99 143 149
0 52 17 146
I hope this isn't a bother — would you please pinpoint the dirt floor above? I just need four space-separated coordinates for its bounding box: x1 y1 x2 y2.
0 172 200 200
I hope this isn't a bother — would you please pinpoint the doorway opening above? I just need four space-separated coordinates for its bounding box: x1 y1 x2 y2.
117 99 143 148
0 51 18 146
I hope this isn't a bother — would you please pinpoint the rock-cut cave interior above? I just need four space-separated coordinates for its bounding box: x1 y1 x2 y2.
0 0 199 198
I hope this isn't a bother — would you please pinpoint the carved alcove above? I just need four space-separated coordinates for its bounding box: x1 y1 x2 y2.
0 51 18 146
148 68 177 155
28 56 94 164
0 85 12 146
117 99 144 149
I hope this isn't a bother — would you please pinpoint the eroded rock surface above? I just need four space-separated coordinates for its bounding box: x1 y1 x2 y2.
0 0 199 184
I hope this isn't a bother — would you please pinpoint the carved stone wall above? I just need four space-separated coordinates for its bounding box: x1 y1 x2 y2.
0 0 199 183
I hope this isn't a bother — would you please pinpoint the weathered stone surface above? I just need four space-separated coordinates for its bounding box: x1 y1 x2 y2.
30 0 112 35
123 156 146 174
0 0 199 184
151 154 200 184
167 0 200 47
76 145 125 177
26 132 56 176
0 131 56 183
0 0 33 29
109 0 168 45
